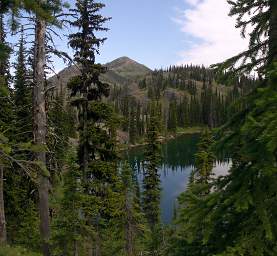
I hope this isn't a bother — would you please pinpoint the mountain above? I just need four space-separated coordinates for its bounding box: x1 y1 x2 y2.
105 56 152 81
48 56 152 96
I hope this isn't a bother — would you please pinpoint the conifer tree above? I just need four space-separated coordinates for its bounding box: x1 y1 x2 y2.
33 6 50 255
109 162 147 256
193 129 215 185
214 0 277 76
47 94 75 177
143 101 162 254
169 0 277 255
51 153 83 256
168 100 177 133
67 1 119 254
14 28 32 143
32 1 66 255
129 105 136 145
4 27 40 251
167 130 215 256
0 12 11 245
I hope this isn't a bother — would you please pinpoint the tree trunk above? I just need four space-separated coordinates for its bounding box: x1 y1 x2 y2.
0 166 6 244
82 99 89 178
34 13 50 256
73 240 79 256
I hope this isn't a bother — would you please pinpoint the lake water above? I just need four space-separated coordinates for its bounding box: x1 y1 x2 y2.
124 134 231 224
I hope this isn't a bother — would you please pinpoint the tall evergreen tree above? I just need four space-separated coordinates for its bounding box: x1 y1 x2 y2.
67 1 119 254
32 1 66 255
143 101 162 255
168 100 177 133
129 105 137 145
4 27 40 251
168 0 277 255
51 152 83 256
107 162 147 256
14 28 32 142
0 13 11 245
33 6 50 255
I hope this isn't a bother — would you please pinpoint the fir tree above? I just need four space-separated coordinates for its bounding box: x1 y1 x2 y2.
67 1 119 254
4 28 40 251
129 105 136 145
167 129 215 256
168 100 177 133
168 0 277 255
13 28 32 143
51 152 83 256
193 129 215 185
106 162 147 256
213 0 277 76
143 101 162 255
0 13 12 245
32 1 67 255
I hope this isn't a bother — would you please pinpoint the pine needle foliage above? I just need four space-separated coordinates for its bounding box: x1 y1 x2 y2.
213 0 277 76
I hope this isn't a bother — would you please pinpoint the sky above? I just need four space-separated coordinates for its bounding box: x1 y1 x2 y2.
98 0 248 69
9 0 250 72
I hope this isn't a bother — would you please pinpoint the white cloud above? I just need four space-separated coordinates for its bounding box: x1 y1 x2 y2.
176 0 249 66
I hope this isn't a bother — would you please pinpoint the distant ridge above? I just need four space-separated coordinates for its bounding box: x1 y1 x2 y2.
48 56 152 96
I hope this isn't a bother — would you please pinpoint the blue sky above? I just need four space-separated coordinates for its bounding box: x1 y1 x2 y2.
8 0 248 73
97 0 189 69
58 0 247 71
55 0 190 70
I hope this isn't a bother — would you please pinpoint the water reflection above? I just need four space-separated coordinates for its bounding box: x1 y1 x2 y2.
123 134 231 223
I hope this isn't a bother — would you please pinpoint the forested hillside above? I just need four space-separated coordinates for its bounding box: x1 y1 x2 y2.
0 0 276 256
50 57 256 144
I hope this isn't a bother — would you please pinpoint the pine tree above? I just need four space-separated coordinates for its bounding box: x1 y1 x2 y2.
143 101 162 255
13 28 32 143
32 1 66 255
214 0 277 76
167 129 215 256
193 129 215 185
51 152 83 256
169 0 277 255
129 105 136 145
4 27 40 251
0 13 12 245
67 1 120 254
33 6 50 255
108 162 147 256
168 100 177 133
47 94 75 177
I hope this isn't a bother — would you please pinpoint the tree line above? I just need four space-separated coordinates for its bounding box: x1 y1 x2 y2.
110 64 257 144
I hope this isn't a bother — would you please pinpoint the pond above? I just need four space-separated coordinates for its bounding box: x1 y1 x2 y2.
124 134 231 224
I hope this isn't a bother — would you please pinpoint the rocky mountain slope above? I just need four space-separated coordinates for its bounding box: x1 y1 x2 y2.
48 56 152 97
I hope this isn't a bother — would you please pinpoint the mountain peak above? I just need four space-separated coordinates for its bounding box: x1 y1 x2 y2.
107 56 150 69
106 56 152 81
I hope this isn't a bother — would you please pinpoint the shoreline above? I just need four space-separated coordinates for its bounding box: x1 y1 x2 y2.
118 126 203 152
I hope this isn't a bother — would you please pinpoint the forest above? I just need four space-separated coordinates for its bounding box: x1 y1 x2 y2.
0 0 276 256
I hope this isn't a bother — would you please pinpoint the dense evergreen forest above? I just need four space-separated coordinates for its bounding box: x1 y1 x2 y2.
0 0 276 256
110 64 256 143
